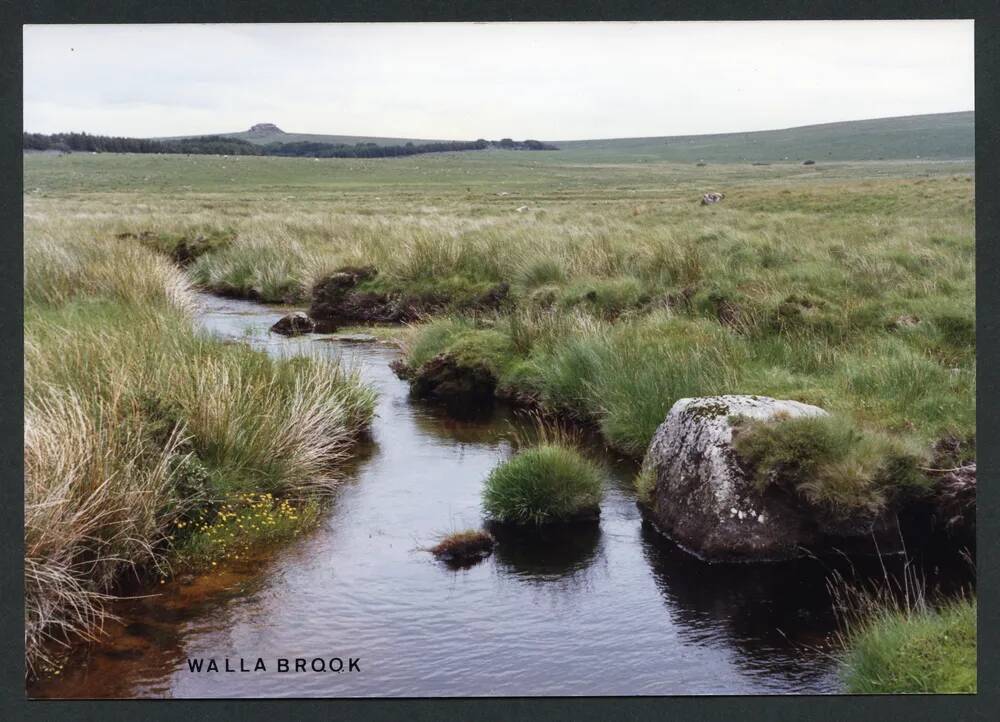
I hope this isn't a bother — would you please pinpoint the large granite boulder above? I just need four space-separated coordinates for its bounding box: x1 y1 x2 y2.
643 395 899 562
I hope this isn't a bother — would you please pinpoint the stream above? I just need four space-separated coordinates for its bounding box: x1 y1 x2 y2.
32 293 862 697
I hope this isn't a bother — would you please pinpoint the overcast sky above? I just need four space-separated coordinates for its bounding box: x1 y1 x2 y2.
23 21 974 141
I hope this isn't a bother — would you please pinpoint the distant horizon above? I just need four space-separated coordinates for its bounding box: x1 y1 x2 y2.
24 109 976 145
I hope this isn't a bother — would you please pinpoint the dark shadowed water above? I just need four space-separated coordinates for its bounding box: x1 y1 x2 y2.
33 294 870 698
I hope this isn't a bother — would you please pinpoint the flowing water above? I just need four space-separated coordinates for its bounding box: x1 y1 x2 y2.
32 293 877 698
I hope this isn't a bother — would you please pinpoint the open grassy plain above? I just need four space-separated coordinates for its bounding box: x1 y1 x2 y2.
25 150 975 457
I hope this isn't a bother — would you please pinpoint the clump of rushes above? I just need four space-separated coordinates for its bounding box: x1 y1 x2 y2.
187 235 338 303
482 444 604 525
840 597 976 693
427 529 496 567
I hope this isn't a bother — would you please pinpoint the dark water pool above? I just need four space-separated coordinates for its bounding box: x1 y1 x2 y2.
32 294 877 697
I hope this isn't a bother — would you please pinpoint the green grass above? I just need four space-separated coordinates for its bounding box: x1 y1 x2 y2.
841 597 977 694
24 151 974 508
731 414 927 515
482 443 604 525
28 152 973 443
23 231 375 674
187 234 334 303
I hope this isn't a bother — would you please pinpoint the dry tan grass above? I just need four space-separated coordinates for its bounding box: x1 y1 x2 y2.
24 388 185 673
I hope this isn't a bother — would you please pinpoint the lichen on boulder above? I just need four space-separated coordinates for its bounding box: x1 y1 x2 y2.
642 394 902 562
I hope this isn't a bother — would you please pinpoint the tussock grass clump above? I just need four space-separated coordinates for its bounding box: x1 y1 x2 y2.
133 227 236 265
516 256 568 288
833 563 976 694
483 444 604 525
24 388 185 671
188 235 338 303
402 316 517 382
841 597 976 693
731 415 927 515
25 234 193 312
559 276 649 318
23 233 375 674
587 316 736 455
165 353 375 496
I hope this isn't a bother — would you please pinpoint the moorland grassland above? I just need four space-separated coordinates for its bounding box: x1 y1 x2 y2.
24 146 975 689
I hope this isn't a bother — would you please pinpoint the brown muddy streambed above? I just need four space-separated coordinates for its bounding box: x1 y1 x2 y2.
31 293 955 698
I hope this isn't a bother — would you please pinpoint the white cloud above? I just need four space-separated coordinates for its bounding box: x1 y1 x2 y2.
23 20 974 140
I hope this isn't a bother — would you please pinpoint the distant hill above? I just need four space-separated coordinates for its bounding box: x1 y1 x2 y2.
553 112 974 163
158 124 444 147
217 123 446 147
161 112 973 163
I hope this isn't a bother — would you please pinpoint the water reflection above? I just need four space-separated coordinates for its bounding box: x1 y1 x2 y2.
408 400 520 446
490 521 603 583
639 522 840 688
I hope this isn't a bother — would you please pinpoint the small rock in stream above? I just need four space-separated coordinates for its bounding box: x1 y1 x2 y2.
270 311 316 337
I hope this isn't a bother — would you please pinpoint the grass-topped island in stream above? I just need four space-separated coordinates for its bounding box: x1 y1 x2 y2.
483 443 604 525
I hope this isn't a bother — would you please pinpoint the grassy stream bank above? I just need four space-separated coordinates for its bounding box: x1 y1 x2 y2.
24 232 375 675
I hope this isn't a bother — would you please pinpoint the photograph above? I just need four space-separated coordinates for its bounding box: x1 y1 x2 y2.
21 19 976 699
